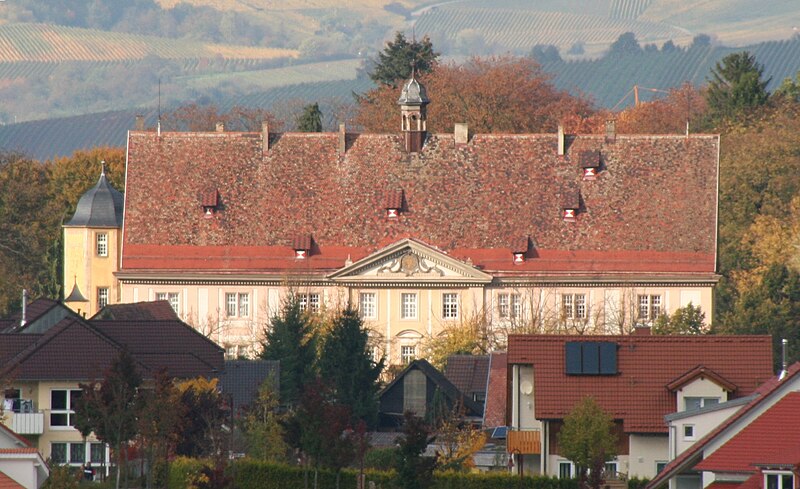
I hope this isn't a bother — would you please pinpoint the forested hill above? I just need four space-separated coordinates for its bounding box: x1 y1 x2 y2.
540 36 800 108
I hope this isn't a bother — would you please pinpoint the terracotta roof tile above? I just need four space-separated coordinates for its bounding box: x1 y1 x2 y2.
694 392 800 473
579 150 601 168
647 362 800 489
508 334 773 433
0 472 24 489
510 236 530 254
291 234 312 251
121 132 719 275
202 189 219 208
385 188 404 210
483 352 508 428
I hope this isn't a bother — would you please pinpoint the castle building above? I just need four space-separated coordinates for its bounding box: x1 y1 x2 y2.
64 76 720 364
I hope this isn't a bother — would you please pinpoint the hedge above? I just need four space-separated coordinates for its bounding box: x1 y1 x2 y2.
168 459 579 489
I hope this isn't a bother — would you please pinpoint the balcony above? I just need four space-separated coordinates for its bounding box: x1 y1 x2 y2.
10 411 44 435
3 399 44 435
507 429 541 455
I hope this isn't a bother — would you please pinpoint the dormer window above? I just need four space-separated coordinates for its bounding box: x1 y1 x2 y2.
562 190 581 222
580 151 601 180
512 236 531 264
385 188 405 219
202 189 219 217
292 234 312 259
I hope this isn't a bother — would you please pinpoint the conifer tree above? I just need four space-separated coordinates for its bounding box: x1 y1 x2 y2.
319 307 384 427
260 296 317 407
370 31 438 87
296 103 323 132
706 51 770 122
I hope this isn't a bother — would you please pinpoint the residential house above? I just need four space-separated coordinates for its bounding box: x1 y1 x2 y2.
0 299 223 466
0 423 48 489
444 355 490 409
378 359 483 429
649 362 800 489
505 331 774 479
62 76 721 364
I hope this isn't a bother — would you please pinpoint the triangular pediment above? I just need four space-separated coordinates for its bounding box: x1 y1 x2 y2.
328 238 493 284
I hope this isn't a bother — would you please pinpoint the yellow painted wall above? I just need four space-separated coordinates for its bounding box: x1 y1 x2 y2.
63 227 120 317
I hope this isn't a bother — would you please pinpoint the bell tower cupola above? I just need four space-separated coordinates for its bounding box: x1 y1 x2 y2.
398 70 429 153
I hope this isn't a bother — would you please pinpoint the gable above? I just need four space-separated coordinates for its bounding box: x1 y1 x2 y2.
329 239 493 284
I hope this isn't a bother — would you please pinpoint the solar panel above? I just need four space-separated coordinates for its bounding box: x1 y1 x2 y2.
491 426 508 439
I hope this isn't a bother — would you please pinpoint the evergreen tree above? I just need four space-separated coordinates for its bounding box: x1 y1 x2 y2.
242 378 288 462
557 397 617 489
395 412 436 489
653 303 706 335
370 31 438 87
319 307 384 427
706 51 770 122
261 296 317 407
607 32 642 57
296 103 323 132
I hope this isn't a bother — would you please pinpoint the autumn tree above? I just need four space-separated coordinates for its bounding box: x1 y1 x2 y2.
260 296 317 407
370 32 438 87
137 370 180 489
174 377 228 458
557 397 617 489
653 304 706 335
74 350 142 489
318 307 384 427
429 398 485 472
395 412 437 489
613 83 708 134
706 51 770 123
161 104 282 132
242 378 288 462
423 310 498 370
357 56 594 134
296 103 323 132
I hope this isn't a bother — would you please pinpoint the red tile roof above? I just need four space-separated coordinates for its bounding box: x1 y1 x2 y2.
291 234 312 251
647 362 800 489
0 472 24 489
667 366 738 393
508 334 773 433
483 352 508 428
0 448 38 454
121 131 719 276
694 392 800 473
385 189 404 209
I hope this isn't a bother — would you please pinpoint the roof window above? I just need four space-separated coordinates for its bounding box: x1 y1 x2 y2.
292 234 313 259
580 150 602 180
562 190 581 222
202 189 219 217
385 188 405 218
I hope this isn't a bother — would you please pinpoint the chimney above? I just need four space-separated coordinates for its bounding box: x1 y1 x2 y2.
262 121 270 153
454 123 468 145
557 125 565 156
779 339 789 380
605 119 616 143
215 122 225 133
135 115 144 131
20 289 27 327
338 123 346 154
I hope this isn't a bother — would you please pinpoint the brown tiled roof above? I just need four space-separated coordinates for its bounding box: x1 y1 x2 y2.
508 334 773 433
291 234 312 251
202 189 219 208
0 335 38 365
91 300 179 321
93 320 224 376
483 352 508 428
579 150 601 168
444 355 489 397
121 131 719 276
5 299 59 325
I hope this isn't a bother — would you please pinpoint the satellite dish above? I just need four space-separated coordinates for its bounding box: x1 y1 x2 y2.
520 380 533 395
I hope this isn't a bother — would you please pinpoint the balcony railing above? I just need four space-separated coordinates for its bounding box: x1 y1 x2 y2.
10 411 44 435
507 429 542 455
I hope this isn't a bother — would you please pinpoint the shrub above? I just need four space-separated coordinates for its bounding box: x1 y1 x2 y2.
363 447 397 471
628 477 650 489
168 457 206 489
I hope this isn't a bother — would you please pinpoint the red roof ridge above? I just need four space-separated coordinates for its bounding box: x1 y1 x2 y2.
647 362 800 489
667 365 737 393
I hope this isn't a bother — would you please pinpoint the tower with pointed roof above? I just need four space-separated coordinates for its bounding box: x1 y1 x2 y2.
398 70 429 152
63 163 124 316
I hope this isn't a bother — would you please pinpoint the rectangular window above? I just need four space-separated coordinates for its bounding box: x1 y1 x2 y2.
96 233 108 257
298 293 321 313
225 293 250 318
604 462 618 479
559 462 573 479
97 287 109 309
51 443 67 464
684 397 720 411
683 424 695 440
70 443 85 464
90 443 106 463
156 292 180 314
442 293 458 319
511 294 521 319
401 293 417 319
638 295 662 321
563 294 587 319
498 294 510 318
765 472 795 489
359 292 377 319
401 345 416 364
50 389 82 428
